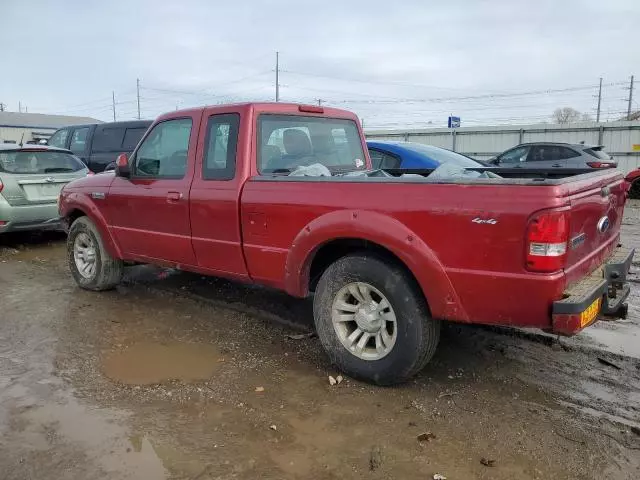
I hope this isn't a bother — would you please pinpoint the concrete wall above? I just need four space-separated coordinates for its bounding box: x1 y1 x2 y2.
365 121 640 173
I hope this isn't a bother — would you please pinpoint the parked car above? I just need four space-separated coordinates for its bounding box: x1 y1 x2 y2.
0 145 89 233
47 120 152 173
489 142 616 169
59 102 632 385
367 140 486 169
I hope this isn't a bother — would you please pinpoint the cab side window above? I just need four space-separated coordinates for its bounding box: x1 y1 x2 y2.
48 128 69 148
499 146 530 164
69 127 90 155
203 114 240 180
134 119 192 178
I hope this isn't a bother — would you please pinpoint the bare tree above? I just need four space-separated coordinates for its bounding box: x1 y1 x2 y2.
552 107 582 124
581 113 593 122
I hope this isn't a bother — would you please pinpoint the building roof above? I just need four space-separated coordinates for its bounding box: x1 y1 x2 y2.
0 112 103 130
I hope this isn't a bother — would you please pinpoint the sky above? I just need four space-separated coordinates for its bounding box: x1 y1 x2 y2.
1 0 638 129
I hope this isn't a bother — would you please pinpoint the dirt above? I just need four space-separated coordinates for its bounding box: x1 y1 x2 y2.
1 212 640 479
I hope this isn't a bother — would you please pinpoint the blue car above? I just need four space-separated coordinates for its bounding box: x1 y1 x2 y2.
366 141 484 170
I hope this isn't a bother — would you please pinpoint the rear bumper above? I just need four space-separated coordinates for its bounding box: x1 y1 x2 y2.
0 200 62 233
552 246 634 335
0 217 62 233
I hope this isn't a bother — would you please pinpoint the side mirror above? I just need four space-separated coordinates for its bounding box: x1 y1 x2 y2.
115 153 131 178
490 158 500 165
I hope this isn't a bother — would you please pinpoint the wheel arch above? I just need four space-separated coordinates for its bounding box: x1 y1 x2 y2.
283 210 468 321
62 195 122 259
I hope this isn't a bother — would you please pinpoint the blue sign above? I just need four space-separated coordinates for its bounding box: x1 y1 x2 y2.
448 116 461 128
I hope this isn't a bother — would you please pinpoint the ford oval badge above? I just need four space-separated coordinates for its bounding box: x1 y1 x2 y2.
597 216 610 234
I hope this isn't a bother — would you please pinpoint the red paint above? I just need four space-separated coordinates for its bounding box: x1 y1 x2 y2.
58 102 630 334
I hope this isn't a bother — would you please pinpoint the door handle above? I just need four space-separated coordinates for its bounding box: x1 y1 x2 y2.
552 164 562 168
166 191 183 203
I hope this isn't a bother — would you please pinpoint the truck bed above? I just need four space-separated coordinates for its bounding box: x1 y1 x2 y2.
242 168 625 329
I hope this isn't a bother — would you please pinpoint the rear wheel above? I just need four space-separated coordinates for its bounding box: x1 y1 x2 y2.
67 216 123 290
313 254 440 385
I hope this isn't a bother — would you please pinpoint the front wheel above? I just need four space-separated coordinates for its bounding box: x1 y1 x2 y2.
313 254 440 385
67 216 123 290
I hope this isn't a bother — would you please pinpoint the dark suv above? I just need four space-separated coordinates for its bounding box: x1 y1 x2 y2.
47 120 152 173
490 142 616 169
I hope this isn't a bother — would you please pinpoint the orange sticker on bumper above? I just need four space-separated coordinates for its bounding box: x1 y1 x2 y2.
580 297 602 327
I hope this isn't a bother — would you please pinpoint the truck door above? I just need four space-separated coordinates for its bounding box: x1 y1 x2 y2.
107 116 199 265
189 112 249 279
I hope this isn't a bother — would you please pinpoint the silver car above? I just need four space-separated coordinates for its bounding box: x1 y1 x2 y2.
0 145 89 233
489 142 616 169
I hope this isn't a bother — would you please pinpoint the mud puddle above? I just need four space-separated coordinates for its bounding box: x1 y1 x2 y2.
102 342 221 385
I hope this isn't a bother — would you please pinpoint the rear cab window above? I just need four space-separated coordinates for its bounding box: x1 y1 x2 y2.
258 115 366 174
0 150 86 174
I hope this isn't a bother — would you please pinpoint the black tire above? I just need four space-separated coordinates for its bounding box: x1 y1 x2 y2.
313 254 440 385
629 179 640 200
67 216 123 291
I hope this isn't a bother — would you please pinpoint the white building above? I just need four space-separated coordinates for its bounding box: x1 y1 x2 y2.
0 112 102 144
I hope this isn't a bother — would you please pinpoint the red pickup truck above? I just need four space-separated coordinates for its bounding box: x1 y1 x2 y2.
59 102 633 385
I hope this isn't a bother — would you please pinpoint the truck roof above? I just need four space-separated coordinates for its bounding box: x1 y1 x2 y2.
159 102 360 122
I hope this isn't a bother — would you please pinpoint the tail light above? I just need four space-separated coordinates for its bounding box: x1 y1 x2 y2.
0 178 3 192
526 209 569 272
587 162 616 168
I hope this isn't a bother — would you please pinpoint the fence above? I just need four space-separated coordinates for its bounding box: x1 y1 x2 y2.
365 121 640 173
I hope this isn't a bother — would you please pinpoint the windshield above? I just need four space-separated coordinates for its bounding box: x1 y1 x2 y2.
0 150 86 174
258 114 366 173
399 143 484 168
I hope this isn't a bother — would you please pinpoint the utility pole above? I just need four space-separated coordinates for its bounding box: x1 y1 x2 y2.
596 77 602 123
112 91 116 121
316 98 324 106
275 51 280 102
136 78 141 119
627 75 634 120
18 101 22 113
0 102 5 112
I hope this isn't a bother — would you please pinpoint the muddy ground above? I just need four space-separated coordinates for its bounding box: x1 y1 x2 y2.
1 205 640 480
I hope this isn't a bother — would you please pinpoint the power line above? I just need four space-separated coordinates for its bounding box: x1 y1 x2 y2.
140 70 272 98
280 69 473 92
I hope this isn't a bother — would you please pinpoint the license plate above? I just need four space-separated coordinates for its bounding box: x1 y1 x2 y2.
23 183 64 200
580 297 602 327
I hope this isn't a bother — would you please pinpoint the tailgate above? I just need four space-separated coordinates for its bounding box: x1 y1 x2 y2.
563 170 626 276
